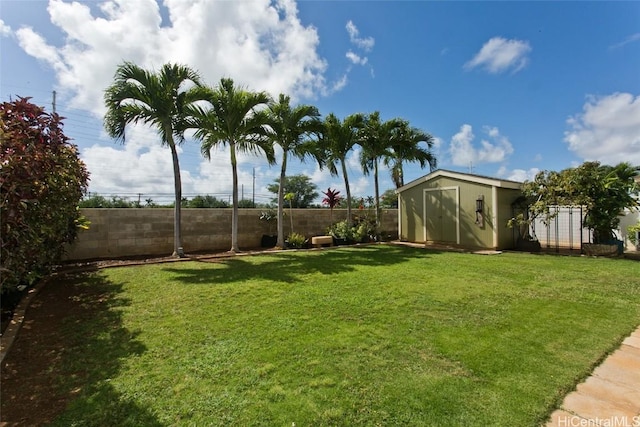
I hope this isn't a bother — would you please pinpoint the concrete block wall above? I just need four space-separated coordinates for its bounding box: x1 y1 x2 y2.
64 208 399 261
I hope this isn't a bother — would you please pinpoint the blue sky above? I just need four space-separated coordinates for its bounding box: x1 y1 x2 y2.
1 0 639 204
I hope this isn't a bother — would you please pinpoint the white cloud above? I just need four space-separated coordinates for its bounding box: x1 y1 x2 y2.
449 124 475 166
82 125 181 196
609 33 640 50
343 20 374 78
13 0 358 199
346 20 374 51
564 92 640 165
82 123 280 201
449 124 514 167
464 37 531 74
0 19 12 36
346 50 368 65
330 74 349 94
15 0 333 115
15 27 66 73
498 167 540 182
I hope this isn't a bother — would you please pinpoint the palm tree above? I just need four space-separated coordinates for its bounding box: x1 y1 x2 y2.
385 120 437 188
320 113 364 226
359 111 404 227
189 78 274 253
266 94 323 248
104 61 203 257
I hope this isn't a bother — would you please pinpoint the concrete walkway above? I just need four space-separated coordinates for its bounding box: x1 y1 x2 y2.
545 326 640 426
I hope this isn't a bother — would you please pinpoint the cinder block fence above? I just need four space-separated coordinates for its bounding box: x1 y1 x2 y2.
64 208 399 261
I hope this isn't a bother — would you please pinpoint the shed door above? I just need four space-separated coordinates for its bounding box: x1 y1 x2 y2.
425 188 457 243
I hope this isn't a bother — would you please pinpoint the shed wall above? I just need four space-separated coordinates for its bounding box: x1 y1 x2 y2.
399 176 522 250
496 188 522 249
429 177 494 248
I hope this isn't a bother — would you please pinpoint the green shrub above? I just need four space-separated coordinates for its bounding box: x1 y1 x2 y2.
327 219 376 243
1 97 89 293
326 220 354 242
286 232 307 249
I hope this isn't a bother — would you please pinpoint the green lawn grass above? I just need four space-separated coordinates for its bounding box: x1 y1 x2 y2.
51 245 640 426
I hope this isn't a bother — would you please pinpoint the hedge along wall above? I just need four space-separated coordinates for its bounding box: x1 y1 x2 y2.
64 208 399 261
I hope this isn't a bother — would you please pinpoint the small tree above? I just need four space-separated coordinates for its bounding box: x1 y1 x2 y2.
380 188 398 208
521 162 639 244
266 174 318 208
322 187 342 223
1 97 89 293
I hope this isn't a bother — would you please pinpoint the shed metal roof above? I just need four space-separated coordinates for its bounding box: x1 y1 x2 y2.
396 169 523 193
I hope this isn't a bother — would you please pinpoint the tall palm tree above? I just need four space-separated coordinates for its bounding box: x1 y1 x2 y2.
104 61 203 257
359 111 404 227
189 78 274 253
385 120 437 188
266 94 323 248
320 113 364 226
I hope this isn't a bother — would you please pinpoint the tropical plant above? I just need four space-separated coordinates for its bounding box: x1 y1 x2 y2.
266 174 319 209
1 97 89 294
359 111 403 227
319 113 365 226
266 94 323 248
326 220 354 242
285 232 307 249
523 162 639 243
259 210 277 235
353 221 375 243
189 78 274 253
104 61 203 257
385 120 437 188
322 187 342 223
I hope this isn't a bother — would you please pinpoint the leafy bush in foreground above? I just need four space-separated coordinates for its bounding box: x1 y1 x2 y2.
1 97 89 293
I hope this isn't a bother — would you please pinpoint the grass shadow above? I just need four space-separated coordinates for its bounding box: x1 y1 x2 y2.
163 244 439 286
0 272 162 426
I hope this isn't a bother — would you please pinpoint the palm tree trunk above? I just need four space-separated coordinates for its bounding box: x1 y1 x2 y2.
374 159 380 228
341 158 352 227
277 152 288 248
230 142 240 252
168 134 183 257
392 161 404 189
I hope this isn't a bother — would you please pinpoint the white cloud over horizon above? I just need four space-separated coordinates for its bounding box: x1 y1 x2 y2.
464 37 531 74
10 0 360 201
14 0 334 115
564 92 640 166
448 124 514 167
